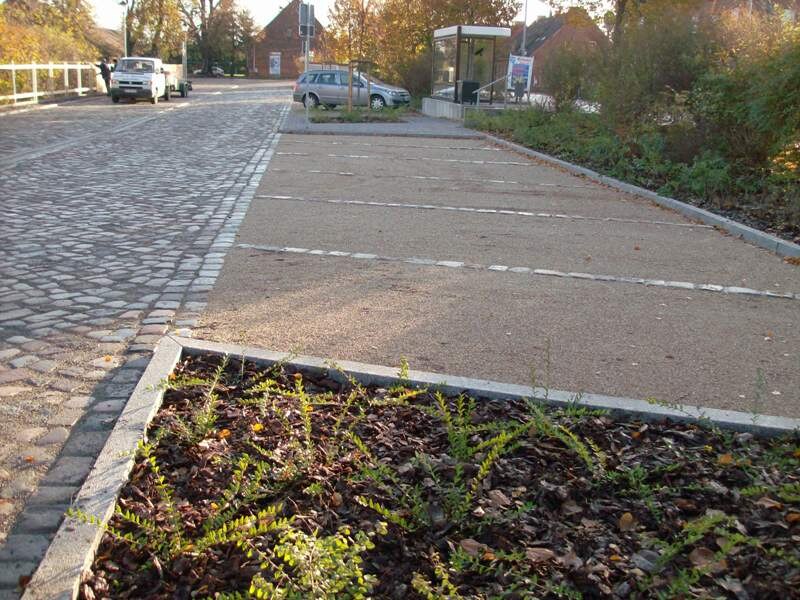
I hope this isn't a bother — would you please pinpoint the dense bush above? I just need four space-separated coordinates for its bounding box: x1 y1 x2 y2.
470 6 800 238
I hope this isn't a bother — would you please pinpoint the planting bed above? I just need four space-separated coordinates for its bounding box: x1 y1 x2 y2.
79 353 800 599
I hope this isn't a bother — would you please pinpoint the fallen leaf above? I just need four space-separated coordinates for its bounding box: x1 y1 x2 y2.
526 547 555 563
487 489 511 508
251 423 264 433
634 245 641 251
784 256 800 266
756 496 783 510
558 551 583 570
793 448 800 459
460 538 485 557
103 355 113 362
689 547 727 573
482 550 496 561
619 511 637 531
688 547 715 567
24 456 34 463
331 492 343 507
718 453 734 465
785 512 800 524
562 499 583 515
609 554 623 562
218 429 231 439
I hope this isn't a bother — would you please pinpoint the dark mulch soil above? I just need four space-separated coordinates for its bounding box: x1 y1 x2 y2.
80 354 800 599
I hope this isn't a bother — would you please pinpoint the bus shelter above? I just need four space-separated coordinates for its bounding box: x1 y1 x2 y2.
432 25 511 104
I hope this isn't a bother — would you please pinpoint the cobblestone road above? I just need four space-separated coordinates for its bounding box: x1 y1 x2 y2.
0 80 289 595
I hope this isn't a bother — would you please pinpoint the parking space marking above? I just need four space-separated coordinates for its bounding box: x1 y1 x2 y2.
267 168 593 190
255 194 713 229
236 243 797 301
275 151 533 166
280 139 503 152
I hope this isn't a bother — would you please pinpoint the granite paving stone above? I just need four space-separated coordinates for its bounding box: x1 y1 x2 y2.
0 80 290 593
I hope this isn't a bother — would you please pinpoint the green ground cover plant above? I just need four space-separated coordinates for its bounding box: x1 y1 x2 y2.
309 107 406 124
76 354 800 598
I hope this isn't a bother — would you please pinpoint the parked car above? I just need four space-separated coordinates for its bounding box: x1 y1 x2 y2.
192 66 225 77
292 70 411 110
109 57 188 104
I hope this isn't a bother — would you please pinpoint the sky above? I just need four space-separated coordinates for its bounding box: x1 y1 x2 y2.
91 0 552 33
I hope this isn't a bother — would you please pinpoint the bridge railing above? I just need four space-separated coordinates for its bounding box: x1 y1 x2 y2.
0 63 104 106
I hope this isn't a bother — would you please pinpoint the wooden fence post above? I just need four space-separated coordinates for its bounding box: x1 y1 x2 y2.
31 62 38 103
63 63 68 95
77 66 82 96
11 62 17 104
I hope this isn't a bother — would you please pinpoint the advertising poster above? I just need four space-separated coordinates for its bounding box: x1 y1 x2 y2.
506 55 534 93
269 52 281 77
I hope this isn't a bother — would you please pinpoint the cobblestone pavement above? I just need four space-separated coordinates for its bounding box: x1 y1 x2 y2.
0 79 290 595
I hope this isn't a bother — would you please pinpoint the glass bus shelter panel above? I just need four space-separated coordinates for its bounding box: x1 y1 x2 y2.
458 38 493 84
432 37 456 100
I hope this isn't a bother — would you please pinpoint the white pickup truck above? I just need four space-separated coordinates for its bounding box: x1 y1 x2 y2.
110 57 189 104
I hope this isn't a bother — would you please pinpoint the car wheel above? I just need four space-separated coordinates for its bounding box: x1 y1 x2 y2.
304 93 319 108
111 95 120 103
370 94 386 110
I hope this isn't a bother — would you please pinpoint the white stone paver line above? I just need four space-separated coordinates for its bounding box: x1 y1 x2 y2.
236 243 798 301
255 194 713 229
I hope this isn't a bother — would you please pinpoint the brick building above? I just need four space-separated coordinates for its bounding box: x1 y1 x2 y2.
252 0 324 79
509 8 606 90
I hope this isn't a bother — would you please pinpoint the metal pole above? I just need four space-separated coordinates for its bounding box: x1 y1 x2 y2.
305 37 310 125
521 0 528 54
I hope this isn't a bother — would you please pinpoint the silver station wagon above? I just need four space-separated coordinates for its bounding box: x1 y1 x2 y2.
292 70 411 110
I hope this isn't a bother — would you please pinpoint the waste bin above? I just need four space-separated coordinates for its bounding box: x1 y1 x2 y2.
458 80 480 105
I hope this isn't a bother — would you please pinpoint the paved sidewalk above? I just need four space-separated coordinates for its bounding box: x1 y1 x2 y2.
198 131 799 418
0 79 290 595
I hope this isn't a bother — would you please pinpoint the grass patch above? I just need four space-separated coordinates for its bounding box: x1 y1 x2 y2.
309 107 406 124
466 107 800 241
75 354 800 598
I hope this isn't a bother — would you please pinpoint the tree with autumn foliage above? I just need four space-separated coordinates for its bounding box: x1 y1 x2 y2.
321 0 520 95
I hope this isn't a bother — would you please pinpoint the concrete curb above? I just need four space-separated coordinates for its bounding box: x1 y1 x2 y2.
22 335 800 599
481 132 800 259
178 337 800 436
21 337 183 600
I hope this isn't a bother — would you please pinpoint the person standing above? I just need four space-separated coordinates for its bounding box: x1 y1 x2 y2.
97 58 111 95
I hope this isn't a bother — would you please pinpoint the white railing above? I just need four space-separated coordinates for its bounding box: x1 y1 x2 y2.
0 62 103 105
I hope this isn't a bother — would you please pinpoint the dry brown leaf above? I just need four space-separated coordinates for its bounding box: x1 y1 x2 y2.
487 489 511 508
785 512 800 524
526 547 555 564
562 499 583 515
330 492 343 507
482 550 496 561
689 547 727 573
460 538 485 557
717 453 734 465
784 256 800 266
619 511 637 531
689 547 715 567
558 551 583 570
756 496 783 510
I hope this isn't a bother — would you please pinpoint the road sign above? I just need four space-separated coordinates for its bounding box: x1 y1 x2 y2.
299 3 315 38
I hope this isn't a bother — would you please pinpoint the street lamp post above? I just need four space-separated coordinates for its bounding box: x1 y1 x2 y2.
520 0 528 54
119 0 128 57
